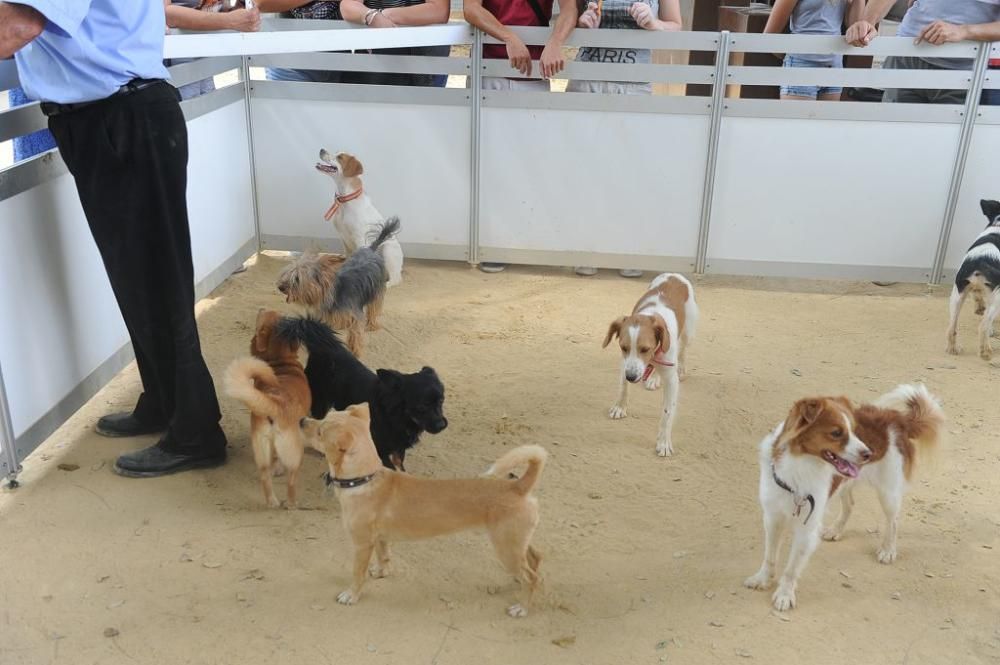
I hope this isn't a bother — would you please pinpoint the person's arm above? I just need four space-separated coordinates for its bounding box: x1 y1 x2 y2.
846 0 896 46
0 2 46 58
382 0 449 26
167 4 261 31
629 0 680 31
539 0 575 77
464 0 533 76
917 20 1000 45
763 0 797 34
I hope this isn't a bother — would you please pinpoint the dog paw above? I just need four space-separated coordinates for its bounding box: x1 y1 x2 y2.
644 375 661 391
743 572 773 590
821 527 843 542
337 590 359 605
945 343 961 355
981 348 993 361
368 564 388 579
771 587 796 612
608 405 627 420
506 603 528 618
267 496 281 509
876 547 897 564
655 440 674 457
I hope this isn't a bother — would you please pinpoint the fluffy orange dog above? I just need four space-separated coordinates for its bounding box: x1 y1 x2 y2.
225 310 314 508
301 403 547 617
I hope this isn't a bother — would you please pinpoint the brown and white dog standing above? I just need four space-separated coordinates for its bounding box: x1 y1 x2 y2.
744 385 944 611
301 403 546 617
224 310 319 508
603 272 698 456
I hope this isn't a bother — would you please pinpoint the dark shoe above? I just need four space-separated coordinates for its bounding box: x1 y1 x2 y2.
96 412 167 438
113 440 226 478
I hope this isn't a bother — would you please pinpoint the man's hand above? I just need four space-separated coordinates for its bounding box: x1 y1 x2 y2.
629 1 655 30
845 19 877 46
226 7 261 31
578 1 599 28
539 42 565 78
916 20 968 45
0 2 46 59
506 35 532 76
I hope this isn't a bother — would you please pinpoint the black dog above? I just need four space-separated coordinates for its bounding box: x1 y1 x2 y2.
278 317 447 470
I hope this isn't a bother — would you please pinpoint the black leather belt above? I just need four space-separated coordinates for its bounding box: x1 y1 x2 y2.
40 78 165 117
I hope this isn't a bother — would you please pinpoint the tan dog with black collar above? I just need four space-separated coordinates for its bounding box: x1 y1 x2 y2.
603 273 698 457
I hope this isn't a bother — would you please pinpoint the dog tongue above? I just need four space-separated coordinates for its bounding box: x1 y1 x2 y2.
834 457 859 478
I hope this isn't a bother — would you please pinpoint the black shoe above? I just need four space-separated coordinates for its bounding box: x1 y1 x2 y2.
96 412 167 438
113 441 226 478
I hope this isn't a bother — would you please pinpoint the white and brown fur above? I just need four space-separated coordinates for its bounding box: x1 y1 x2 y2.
301 404 546 617
745 385 944 611
224 310 314 508
316 149 404 287
276 251 380 357
603 273 698 457
946 199 1000 359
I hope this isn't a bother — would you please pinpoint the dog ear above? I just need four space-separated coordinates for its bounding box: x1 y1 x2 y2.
420 366 435 375
338 153 364 177
253 310 271 355
347 403 371 420
652 318 668 351
602 317 627 348
376 368 402 386
784 398 824 439
982 199 1000 225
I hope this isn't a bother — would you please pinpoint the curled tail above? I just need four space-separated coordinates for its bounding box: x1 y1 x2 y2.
483 445 548 496
875 383 945 461
366 216 401 251
224 357 283 418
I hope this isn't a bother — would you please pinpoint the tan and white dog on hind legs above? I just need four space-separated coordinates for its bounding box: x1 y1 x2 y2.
603 273 698 456
744 384 944 611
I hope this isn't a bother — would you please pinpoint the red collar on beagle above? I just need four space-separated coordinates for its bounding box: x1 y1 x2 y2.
324 187 364 221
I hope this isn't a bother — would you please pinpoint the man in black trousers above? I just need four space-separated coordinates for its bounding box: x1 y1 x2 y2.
1 0 227 477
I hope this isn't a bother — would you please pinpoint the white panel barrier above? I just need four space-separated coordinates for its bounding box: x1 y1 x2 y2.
1 22 997 482
0 59 254 482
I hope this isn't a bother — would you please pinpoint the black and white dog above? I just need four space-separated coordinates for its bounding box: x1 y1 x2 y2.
279 317 448 470
946 199 1000 359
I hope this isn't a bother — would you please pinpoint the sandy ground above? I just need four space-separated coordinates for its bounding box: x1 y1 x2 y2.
1 257 999 665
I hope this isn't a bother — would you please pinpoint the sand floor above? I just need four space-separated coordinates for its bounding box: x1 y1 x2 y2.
1 256 999 665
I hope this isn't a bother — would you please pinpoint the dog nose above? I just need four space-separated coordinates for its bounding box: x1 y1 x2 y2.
625 372 640 382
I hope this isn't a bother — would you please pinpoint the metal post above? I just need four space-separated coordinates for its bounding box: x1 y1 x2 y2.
693 31 730 275
0 360 22 488
468 28 483 266
242 55 263 253
930 42 991 284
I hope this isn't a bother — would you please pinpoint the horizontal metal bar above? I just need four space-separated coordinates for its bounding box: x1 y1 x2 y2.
179 82 245 120
0 150 67 203
253 52 471 76
165 23 473 58
0 102 46 144
983 72 1000 90
167 55 242 87
251 79 471 106
483 27 723 51
480 60 715 84
728 33 980 59
723 97 962 124
478 246 695 272
705 258 931 284
728 65 975 90
261 234 469 261
976 106 1000 125
482 90 713 116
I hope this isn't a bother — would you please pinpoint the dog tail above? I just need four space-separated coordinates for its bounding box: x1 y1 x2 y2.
875 383 946 465
484 445 548 496
367 216 401 251
273 315 345 358
224 357 284 418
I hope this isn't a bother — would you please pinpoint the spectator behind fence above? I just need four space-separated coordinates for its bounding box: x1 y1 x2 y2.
165 0 261 100
464 0 576 273
567 0 680 279
764 0 861 101
846 0 1000 104
258 0 350 82
909 14 1000 106
7 86 56 161
340 0 451 87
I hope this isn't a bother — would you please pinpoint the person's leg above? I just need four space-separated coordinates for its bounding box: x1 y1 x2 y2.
49 83 226 476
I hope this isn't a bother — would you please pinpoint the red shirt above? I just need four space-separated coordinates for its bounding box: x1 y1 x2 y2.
482 0 554 60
